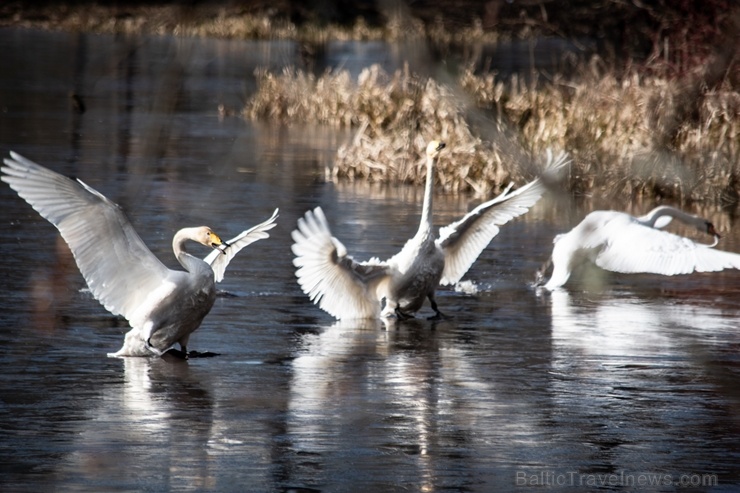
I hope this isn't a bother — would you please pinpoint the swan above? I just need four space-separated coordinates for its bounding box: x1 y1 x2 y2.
537 205 740 290
292 141 569 320
2 151 278 358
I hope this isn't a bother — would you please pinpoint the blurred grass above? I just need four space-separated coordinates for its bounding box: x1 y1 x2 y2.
244 62 740 204
4 1 739 204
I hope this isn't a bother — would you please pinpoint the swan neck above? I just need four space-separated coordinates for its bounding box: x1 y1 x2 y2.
173 228 204 272
644 206 700 228
419 154 435 236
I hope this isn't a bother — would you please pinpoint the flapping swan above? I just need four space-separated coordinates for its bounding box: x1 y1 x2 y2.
292 141 569 320
537 205 740 290
2 152 278 357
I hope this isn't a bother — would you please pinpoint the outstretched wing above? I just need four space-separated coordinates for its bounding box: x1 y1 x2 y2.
595 220 740 275
204 208 279 282
2 152 170 320
291 207 390 320
436 150 570 285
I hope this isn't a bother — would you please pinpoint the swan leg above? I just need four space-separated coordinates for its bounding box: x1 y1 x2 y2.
427 295 448 320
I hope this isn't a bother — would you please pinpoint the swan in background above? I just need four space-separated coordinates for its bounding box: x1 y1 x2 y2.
2 151 278 358
537 205 740 290
292 141 569 320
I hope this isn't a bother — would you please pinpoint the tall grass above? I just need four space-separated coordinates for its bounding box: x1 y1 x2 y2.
244 62 740 204
8 2 736 203
245 64 535 196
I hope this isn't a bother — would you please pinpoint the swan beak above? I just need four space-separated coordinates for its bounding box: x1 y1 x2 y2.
707 223 720 238
211 233 228 255
437 142 446 151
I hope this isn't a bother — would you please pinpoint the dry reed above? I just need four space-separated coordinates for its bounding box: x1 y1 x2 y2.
245 62 740 204
245 64 538 196
8 3 737 203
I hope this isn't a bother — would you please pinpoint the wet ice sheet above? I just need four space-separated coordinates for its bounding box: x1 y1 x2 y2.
1 28 739 492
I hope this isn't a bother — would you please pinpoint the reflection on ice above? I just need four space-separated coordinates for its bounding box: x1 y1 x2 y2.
284 317 555 490
545 289 740 482
52 358 217 491
549 289 737 360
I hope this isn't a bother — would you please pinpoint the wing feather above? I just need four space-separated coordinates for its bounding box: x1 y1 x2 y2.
2 152 170 320
204 208 278 282
437 151 570 285
595 220 740 275
291 207 389 319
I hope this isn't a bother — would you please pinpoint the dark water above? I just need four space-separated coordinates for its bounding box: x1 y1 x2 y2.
1 28 739 492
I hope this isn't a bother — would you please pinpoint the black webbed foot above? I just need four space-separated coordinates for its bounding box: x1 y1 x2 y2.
162 348 188 360
394 306 415 320
187 350 221 358
427 311 450 321
160 348 221 361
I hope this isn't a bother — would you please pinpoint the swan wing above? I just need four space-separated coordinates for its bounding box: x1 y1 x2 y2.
2 152 171 320
437 150 569 285
595 221 740 275
204 208 278 282
436 178 545 285
292 207 390 319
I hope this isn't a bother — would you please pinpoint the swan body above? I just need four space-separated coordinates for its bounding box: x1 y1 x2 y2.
539 205 740 290
292 141 569 320
2 151 278 357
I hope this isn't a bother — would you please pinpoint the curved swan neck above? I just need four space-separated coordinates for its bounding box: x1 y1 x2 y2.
641 206 718 244
173 228 207 272
641 206 704 229
418 154 436 237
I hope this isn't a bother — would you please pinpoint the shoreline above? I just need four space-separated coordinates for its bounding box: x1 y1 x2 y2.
3 2 739 205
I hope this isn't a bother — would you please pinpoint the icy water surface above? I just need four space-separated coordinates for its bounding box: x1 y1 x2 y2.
1 28 739 492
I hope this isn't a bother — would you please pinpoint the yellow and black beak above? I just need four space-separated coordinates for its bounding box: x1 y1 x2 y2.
211 232 228 255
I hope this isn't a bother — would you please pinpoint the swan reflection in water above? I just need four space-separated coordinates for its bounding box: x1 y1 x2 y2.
52 358 216 489
546 289 739 476
286 317 551 490
548 289 737 361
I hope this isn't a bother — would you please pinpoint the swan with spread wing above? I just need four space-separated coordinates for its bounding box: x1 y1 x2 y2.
2 152 278 357
537 205 740 290
292 141 569 320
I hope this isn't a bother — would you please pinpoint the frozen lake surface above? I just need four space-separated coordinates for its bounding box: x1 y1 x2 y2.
0 28 739 492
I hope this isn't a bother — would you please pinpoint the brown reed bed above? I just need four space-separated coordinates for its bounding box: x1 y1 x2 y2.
6 2 737 203
0 3 415 43
463 66 740 204
245 64 538 196
243 61 740 204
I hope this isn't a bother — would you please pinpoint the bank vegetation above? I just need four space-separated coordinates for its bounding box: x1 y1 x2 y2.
4 1 740 204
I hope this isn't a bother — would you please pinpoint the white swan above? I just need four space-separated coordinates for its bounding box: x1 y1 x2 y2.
2 152 278 357
292 141 569 320
538 205 740 290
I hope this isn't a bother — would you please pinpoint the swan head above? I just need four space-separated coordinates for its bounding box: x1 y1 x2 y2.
196 227 227 253
705 221 720 239
425 140 446 159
